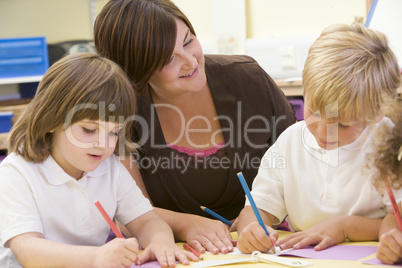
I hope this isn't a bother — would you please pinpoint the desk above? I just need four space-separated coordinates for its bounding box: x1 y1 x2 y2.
174 231 386 268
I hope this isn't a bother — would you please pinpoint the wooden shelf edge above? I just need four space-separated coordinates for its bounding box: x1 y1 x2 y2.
275 79 402 96
0 132 8 150
275 79 303 97
0 75 43 85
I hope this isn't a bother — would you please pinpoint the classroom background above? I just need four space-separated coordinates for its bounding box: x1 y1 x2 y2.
0 0 372 83
0 0 401 159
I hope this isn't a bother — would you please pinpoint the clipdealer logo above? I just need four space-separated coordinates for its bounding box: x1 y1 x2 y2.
62 101 289 171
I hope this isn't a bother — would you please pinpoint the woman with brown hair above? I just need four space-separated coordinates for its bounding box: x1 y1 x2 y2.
94 0 296 254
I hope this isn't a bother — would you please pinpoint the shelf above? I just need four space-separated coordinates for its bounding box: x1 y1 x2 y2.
0 75 43 85
275 79 303 97
275 79 402 97
0 100 30 150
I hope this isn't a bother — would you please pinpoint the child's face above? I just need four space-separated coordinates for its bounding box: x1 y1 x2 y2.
51 120 123 180
304 102 367 150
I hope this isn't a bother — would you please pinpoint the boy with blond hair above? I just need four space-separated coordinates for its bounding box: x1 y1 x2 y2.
236 22 402 253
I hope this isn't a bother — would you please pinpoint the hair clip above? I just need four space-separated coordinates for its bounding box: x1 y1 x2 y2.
398 145 402 162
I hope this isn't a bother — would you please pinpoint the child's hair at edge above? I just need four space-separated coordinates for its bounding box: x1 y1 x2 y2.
302 22 401 123
370 98 402 190
7 52 137 163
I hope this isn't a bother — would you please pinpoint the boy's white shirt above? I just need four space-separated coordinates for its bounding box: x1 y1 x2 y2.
248 117 400 231
0 153 152 268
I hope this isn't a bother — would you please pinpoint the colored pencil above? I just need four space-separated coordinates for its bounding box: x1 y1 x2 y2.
364 0 378 28
183 243 203 260
384 179 402 231
94 201 140 265
237 172 270 237
200 206 233 227
94 200 124 238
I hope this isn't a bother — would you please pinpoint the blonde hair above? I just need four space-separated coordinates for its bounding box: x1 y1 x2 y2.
303 22 401 123
8 53 136 163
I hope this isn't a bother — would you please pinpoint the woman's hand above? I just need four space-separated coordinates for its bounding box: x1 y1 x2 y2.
184 216 236 254
138 240 198 267
228 217 238 233
377 228 402 265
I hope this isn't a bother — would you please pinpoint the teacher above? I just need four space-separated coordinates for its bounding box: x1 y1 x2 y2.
94 0 296 254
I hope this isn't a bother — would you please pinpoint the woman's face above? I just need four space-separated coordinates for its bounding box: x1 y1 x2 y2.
148 18 207 98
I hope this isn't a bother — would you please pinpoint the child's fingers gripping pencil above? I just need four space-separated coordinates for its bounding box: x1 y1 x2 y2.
94 201 140 265
237 172 276 253
236 172 270 236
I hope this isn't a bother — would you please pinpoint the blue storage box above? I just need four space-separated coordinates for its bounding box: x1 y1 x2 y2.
20 82 39 99
288 99 304 121
0 111 14 133
0 37 49 78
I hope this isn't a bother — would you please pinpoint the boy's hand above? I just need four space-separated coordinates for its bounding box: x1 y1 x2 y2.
276 217 347 251
377 229 402 264
237 221 278 253
94 237 140 268
138 240 199 267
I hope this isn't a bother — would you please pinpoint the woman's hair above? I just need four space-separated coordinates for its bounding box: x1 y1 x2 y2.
371 99 402 190
8 52 136 163
303 22 401 123
94 0 195 94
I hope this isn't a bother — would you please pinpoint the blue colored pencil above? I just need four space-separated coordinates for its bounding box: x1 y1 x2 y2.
365 0 378 28
237 172 270 237
201 206 233 227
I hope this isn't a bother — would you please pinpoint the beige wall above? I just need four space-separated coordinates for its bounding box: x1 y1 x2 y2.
0 0 93 43
246 0 366 38
0 0 367 44
174 0 367 41
171 0 214 43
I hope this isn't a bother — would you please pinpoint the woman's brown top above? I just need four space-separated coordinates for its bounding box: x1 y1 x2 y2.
132 54 296 220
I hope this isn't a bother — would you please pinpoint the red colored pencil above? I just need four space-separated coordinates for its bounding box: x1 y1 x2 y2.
94 201 124 238
183 243 203 260
384 179 402 231
94 201 140 265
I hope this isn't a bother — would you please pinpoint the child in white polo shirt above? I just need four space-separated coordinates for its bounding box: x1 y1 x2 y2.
236 22 402 253
0 53 198 267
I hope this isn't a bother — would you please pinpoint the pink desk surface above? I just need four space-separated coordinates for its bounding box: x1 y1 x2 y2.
126 232 399 267
174 232 397 268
